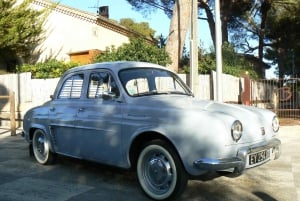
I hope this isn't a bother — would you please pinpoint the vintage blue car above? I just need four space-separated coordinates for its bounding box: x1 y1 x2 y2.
23 61 281 201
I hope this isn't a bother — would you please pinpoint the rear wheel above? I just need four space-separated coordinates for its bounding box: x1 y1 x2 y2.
137 140 188 201
32 129 55 165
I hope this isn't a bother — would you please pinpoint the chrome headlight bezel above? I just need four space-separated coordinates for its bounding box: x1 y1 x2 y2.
272 116 280 132
231 120 243 142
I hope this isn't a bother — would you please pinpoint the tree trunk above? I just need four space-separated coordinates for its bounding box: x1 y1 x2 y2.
278 47 285 79
165 0 191 72
199 1 216 48
259 0 272 77
220 0 229 43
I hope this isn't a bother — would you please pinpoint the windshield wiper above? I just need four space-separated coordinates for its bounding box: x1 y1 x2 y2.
133 90 192 97
166 91 194 96
133 91 163 97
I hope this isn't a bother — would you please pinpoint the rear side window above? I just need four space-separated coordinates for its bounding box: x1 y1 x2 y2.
58 74 84 99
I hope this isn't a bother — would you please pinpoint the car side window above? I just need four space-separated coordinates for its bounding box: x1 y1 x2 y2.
88 72 120 99
58 74 84 99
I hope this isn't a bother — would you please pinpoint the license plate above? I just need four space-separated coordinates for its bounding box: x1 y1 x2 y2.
247 149 270 168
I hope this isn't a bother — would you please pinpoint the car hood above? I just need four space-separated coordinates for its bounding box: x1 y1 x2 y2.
129 95 212 110
128 95 276 142
130 95 271 117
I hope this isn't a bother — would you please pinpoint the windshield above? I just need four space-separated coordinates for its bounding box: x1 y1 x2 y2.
119 68 193 97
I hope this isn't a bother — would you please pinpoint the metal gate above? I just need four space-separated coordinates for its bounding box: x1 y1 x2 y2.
251 77 300 119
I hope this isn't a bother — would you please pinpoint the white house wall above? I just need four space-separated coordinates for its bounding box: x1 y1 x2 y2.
30 0 130 62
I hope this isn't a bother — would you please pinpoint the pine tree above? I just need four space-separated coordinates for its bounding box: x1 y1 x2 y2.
0 0 45 72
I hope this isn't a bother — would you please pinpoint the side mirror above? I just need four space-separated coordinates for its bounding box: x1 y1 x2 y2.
50 95 54 100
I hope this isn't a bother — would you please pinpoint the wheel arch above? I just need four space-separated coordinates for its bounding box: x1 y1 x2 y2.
129 131 185 172
27 125 55 152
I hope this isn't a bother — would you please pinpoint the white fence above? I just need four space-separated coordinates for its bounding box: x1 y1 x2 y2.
178 72 244 103
4 71 287 126
0 73 59 124
0 72 245 112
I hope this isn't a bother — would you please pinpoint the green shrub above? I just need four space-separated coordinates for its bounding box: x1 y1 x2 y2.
183 44 259 79
17 59 80 78
93 37 171 66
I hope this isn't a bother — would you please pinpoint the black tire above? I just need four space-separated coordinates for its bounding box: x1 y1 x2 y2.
29 144 33 156
137 140 188 201
32 129 55 165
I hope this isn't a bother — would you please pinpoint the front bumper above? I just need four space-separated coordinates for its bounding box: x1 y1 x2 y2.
193 138 281 173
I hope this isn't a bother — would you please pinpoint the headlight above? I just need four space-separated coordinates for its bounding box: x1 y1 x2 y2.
231 120 243 142
272 116 280 132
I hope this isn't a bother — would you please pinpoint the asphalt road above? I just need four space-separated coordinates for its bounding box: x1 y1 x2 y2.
0 126 299 201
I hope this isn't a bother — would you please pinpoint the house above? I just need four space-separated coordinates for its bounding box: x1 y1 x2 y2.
0 0 153 72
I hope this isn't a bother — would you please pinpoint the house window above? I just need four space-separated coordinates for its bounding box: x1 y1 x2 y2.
58 74 84 99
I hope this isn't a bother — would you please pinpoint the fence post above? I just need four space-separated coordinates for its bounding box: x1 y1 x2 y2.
242 74 251 105
9 92 16 136
273 89 279 116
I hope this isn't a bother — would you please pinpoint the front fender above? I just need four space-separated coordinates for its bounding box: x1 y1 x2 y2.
165 111 236 176
125 110 237 176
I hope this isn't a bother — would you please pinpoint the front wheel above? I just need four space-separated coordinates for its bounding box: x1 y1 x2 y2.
137 140 188 201
32 129 55 165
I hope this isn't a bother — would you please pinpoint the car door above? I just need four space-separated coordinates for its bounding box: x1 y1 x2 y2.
48 73 85 157
73 70 123 165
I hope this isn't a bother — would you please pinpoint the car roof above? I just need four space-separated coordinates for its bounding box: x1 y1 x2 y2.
64 61 169 75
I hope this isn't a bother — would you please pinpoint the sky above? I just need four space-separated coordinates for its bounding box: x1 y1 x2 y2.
54 0 275 78
54 0 214 50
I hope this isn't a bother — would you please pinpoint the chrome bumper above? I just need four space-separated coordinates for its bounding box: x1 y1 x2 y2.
193 138 281 173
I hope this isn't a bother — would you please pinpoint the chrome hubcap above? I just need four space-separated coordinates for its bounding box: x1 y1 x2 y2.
145 153 173 191
37 135 45 154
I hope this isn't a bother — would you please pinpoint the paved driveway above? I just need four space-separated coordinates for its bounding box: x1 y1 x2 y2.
0 126 299 201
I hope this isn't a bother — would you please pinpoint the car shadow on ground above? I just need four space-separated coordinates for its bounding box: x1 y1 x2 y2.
39 155 279 201
0 133 292 201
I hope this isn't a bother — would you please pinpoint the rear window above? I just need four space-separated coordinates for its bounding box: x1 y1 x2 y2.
58 74 84 99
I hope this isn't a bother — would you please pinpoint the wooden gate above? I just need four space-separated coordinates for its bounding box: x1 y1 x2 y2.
250 77 300 119
0 92 16 136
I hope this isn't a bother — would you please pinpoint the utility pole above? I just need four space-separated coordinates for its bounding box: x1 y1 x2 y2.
190 0 199 96
215 0 223 102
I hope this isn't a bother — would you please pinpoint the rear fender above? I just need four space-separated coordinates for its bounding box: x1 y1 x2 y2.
28 124 55 153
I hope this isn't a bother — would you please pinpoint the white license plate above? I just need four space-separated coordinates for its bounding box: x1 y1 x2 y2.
247 149 270 168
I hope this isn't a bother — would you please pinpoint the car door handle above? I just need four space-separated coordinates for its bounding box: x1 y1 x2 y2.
49 107 55 112
126 114 150 120
78 108 85 112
